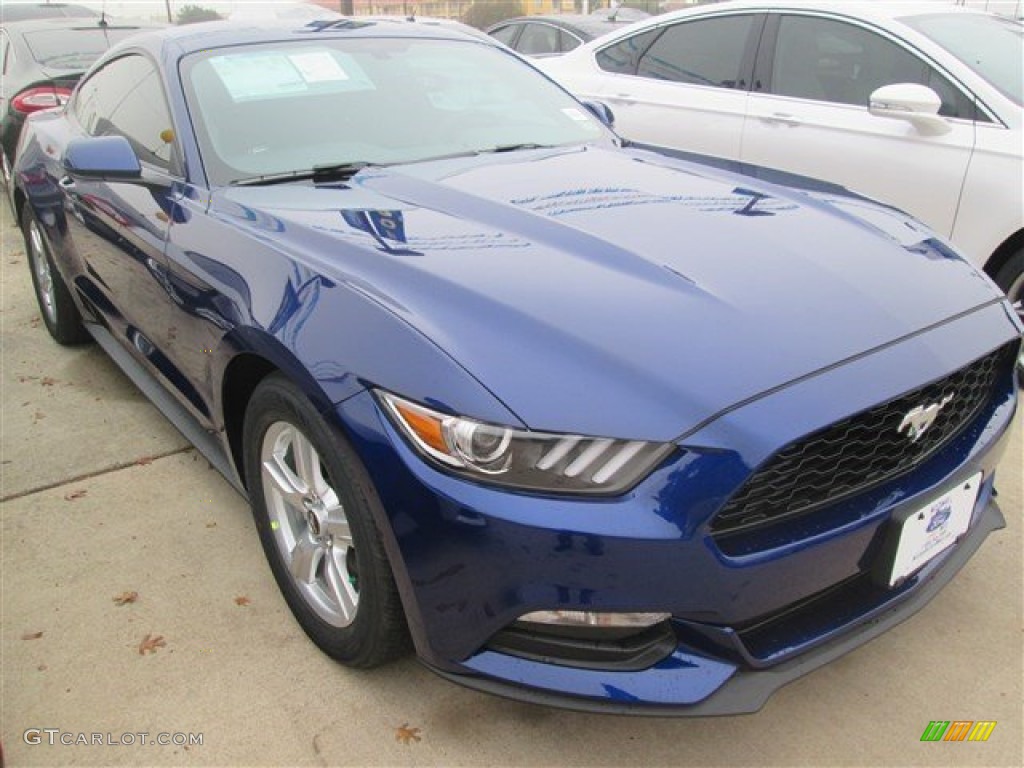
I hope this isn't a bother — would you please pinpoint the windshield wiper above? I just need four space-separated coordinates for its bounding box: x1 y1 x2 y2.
230 161 377 187
481 143 553 154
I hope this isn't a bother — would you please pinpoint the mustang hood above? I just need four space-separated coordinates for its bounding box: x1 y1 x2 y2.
215 145 1006 441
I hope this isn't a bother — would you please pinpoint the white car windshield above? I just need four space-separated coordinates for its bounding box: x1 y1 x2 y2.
182 36 609 186
901 13 1023 106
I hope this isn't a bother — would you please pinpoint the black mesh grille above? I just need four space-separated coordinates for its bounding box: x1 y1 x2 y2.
711 345 1011 536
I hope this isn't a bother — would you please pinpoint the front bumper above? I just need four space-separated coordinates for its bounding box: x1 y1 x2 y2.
432 498 1005 715
334 307 1019 713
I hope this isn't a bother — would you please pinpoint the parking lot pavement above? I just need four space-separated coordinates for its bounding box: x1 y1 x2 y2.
1 198 1021 767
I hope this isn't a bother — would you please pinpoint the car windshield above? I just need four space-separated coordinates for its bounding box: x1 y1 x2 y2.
900 12 1023 106
24 27 151 70
182 36 609 186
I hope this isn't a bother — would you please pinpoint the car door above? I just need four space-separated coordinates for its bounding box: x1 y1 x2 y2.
584 13 764 160
741 13 978 239
60 53 183 373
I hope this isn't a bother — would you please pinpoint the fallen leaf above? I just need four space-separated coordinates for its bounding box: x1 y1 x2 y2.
138 634 166 655
22 631 44 640
37 664 48 671
205 522 217 529
33 411 46 421
113 591 139 606
18 375 38 383
40 377 57 386
394 724 422 745
234 596 251 607
63 489 87 501
135 456 154 466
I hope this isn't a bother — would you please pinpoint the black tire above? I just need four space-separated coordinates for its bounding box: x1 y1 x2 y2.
993 248 1024 307
243 373 410 668
21 205 90 345
993 249 1024 380
2 149 17 219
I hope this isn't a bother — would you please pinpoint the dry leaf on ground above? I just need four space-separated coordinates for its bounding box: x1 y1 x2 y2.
394 724 422 745
138 634 166 655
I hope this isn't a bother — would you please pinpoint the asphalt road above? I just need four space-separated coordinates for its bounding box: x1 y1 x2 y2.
1 200 1021 767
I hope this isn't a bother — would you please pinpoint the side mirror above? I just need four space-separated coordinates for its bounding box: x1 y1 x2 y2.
581 100 615 129
868 83 950 135
63 135 142 179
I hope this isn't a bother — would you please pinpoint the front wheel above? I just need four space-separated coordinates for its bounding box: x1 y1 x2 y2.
22 206 90 345
993 249 1024 376
242 373 410 667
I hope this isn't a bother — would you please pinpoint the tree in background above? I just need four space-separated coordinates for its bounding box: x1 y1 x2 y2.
176 5 222 24
463 0 525 30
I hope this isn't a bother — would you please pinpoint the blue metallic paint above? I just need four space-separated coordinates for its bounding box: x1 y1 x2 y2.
12 22 1022 713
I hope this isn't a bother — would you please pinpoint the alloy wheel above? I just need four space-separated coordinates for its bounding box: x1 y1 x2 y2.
27 219 57 327
1 152 15 218
260 421 360 628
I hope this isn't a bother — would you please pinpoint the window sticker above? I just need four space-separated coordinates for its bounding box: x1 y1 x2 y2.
209 49 374 102
210 53 307 101
288 51 349 82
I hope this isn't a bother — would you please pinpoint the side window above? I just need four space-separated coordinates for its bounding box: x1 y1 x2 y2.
596 28 661 75
560 31 583 54
518 24 560 57
771 16 973 117
635 15 756 88
72 54 178 173
489 24 520 48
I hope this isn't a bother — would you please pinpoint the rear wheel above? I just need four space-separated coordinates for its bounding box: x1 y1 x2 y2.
22 206 90 345
243 374 410 667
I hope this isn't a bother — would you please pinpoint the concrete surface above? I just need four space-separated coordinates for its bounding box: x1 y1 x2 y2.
1 199 1021 767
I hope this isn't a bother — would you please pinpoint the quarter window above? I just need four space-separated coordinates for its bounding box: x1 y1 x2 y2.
770 16 975 118
561 31 583 53
489 24 520 47
634 16 756 88
72 54 178 172
596 28 661 75
518 24 561 56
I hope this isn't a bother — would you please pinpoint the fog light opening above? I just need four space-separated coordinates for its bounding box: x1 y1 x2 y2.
517 610 671 639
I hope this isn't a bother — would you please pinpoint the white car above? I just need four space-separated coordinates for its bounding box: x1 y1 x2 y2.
538 1 1024 308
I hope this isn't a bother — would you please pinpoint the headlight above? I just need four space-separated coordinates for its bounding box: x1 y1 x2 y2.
377 391 675 495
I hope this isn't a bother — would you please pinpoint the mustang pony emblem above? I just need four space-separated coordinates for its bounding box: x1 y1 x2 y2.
898 395 954 442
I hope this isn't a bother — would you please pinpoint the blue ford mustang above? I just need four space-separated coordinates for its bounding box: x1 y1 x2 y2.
12 20 1022 713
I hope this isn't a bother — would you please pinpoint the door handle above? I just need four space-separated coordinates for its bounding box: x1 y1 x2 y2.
608 93 636 106
762 112 802 127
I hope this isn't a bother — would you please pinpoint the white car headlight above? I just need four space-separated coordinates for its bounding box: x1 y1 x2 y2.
377 391 675 495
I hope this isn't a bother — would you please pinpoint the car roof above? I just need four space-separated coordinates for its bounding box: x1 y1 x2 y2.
129 18 500 59
654 0 1000 24
0 3 98 23
492 14 637 39
0 17 164 37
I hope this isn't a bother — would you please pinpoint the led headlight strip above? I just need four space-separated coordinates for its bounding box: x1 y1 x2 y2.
377 391 675 495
